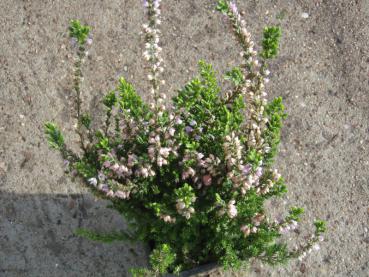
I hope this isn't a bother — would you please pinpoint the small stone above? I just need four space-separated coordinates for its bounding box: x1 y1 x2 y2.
301 12 309 19
123 66 128 72
0 162 6 172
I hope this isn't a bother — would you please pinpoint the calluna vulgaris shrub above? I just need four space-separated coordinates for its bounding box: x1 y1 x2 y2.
45 0 326 275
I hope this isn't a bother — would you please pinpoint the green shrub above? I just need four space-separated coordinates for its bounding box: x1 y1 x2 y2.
45 0 325 275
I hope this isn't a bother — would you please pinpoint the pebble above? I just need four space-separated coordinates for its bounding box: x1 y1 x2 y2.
301 12 309 19
0 161 6 174
123 66 128 72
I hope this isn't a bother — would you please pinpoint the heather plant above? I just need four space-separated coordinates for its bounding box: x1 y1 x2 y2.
45 0 326 275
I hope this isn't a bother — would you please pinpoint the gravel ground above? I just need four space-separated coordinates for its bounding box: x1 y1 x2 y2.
0 0 368 276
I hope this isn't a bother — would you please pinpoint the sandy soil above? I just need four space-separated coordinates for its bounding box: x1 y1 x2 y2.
1 0 368 276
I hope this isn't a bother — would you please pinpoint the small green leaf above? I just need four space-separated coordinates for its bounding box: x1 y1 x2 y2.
224 67 244 86
150 244 176 274
314 220 327 234
80 113 92 129
98 137 109 151
75 228 133 243
103 91 117 108
261 26 282 59
44 122 65 150
69 20 91 45
287 207 304 222
216 0 229 14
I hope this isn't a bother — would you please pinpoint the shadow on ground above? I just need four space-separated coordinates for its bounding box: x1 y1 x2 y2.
0 192 148 277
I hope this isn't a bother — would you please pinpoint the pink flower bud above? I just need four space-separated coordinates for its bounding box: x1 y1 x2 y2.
176 201 186 210
240 225 251 237
106 190 114 197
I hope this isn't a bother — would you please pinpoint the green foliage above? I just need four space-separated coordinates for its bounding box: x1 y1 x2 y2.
44 122 65 150
263 97 287 166
75 159 96 178
267 177 287 197
75 228 133 243
173 60 244 155
261 26 282 59
44 9 325 276
69 20 91 45
80 113 92 129
129 268 153 277
216 0 229 14
286 207 304 222
150 244 176 274
261 243 289 265
103 91 117 109
224 67 245 87
314 220 327 234
247 149 263 169
174 184 195 207
118 77 149 119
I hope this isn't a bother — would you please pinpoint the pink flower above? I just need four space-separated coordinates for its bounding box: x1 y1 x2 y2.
175 117 183 125
98 183 109 192
255 167 263 178
168 128 175 136
240 225 251 237
106 190 115 197
242 164 252 175
157 159 163 167
111 163 119 171
185 126 193 133
182 167 195 180
128 154 137 167
163 215 171 222
227 200 238 218
202 174 212 186
188 167 196 177
229 2 238 14
103 160 111 168
148 146 156 157
159 147 171 158
115 190 129 199
140 167 149 178
98 172 106 181
176 201 186 210
252 213 265 226
279 226 289 234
